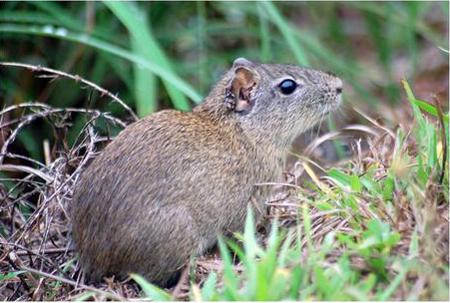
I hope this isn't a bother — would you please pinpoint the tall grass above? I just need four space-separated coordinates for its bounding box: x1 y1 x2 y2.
1 1 447 161
2 1 447 108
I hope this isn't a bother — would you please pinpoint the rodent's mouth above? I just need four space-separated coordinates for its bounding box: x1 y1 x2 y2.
333 94 343 108
321 95 342 116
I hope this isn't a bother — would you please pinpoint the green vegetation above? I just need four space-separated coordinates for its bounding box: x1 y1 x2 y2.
1 2 447 110
1 1 447 163
0 1 448 301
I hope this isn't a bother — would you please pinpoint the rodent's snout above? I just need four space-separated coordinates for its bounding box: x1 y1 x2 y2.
332 77 343 95
324 71 343 95
323 75 343 111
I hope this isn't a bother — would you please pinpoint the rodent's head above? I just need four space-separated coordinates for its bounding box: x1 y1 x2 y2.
199 58 343 149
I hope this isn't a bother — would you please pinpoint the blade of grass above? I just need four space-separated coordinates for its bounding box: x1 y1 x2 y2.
257 2 271 62
0 11 57 25
72 291 97 301
30 1 80 31
0 271 26 281
413 99 449 123
405 2 419 74
243 208 258 299
377 261 410 300
0 23 203 103
348 1 444 47
105 1 190 112
130 273 171 301
196 0 208 95
132 37 157 116
241 2 379 106
217 237 239 300
261 1 309 66
30 1 121 44
402 79 426 130
200 272 217 301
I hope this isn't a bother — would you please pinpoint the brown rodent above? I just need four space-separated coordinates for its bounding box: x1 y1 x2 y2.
71 58 342 287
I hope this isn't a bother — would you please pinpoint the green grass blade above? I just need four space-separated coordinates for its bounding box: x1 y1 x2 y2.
426 123 437 170
261 1 309 66
30 1 128 45
105 1 191 112
302 204 313 252
0 11 57 25
405 2 419 74
132 36 157 116
363 8 392 72
348 1 445 47
130 273 171 301
413 99 449 123
377 261 410 300
257 2 271 62
243 207 257 259
217 237 239 300
0 23 203 104
196 1 208 94
0 271 26 281
200 272 217 301
72 291 97 301
218 2 379 107
402 80 426 130
30 1 81 31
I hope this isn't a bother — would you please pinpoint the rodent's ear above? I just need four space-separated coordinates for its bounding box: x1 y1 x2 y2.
232 57 253 68
225 66 258 114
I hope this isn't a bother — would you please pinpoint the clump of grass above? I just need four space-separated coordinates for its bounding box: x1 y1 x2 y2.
0 64 135 300
1 1 447 163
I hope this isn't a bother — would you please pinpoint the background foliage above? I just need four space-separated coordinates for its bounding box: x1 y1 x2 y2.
1 2 447 112
0 1 448 301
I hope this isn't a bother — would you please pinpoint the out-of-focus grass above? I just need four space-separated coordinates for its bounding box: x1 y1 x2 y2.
0 1 447 162
105 1 191 114
1 1 447 108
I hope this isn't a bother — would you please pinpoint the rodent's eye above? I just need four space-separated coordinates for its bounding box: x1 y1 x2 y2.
278 79 297 95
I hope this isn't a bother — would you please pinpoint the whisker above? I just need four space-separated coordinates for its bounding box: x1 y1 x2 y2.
315 112 325 141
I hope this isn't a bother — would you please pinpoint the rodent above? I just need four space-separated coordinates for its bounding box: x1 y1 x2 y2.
71 58 342 287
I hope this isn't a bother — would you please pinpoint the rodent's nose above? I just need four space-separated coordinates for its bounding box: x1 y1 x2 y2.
333 77 343 95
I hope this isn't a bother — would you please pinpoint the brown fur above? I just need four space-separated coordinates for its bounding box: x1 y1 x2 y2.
71 58 342 286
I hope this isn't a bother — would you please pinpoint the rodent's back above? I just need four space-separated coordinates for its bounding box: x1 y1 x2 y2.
71 110 266 285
